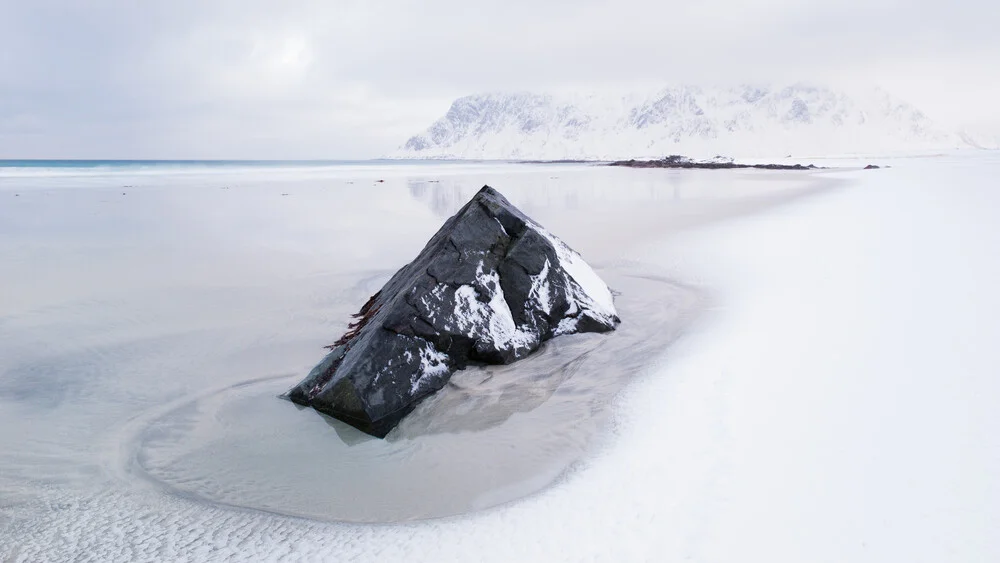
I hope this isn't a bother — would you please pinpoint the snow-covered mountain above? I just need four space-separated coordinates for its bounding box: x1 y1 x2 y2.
959 124 1000 150
397 84 973 160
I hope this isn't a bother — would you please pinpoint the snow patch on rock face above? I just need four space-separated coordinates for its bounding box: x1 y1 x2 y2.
528 259 553 315
420 284 449 327
414 220 618 361
554 315 581 336
532 223 618 324
478 266 538 353
450 284 483 335
411 344 448 393
448 264 537 354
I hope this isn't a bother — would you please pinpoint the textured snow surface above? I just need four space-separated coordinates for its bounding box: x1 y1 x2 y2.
4 155 1000 561
398 84 974 160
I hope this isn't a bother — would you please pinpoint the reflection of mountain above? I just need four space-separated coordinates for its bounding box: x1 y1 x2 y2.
406 175 693 220
398 84 970 159
408 179 597 219
407 181 472 217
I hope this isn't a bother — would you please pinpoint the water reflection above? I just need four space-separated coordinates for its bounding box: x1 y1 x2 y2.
407 180 470 217
1 161 826 527
135 272 701 522
403 166 792 223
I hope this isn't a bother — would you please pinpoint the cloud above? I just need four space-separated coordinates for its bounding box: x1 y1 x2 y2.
0 0 996 158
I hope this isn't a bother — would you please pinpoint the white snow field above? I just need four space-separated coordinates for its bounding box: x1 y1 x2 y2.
2 153 999 561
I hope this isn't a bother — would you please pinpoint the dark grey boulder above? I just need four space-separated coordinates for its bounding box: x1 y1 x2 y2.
284 185 620 437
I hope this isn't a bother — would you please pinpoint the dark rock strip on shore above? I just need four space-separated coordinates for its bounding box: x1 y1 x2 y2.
609 155 822 170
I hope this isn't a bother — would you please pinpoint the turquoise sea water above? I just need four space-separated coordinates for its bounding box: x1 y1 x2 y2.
0 159 469 173
0 159 416 168
0 158 510 185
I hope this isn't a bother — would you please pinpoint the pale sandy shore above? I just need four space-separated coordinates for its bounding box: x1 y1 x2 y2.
1 162 855 558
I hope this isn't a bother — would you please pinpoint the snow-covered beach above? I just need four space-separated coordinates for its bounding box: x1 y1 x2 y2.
2 154 998 561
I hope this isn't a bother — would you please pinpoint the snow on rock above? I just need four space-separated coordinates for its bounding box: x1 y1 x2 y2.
528 259 553 316
284 185 620 437
412 344 449 394
535 224 617 320
395 84 972 160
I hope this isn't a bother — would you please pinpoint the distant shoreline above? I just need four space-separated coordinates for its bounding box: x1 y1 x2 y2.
608 155 822 170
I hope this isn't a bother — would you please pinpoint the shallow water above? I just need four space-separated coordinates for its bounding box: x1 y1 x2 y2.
132 272 699 522
0 162 827 526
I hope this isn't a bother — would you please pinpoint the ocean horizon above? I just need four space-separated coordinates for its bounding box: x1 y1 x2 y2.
0 158 446 168
0 158 541 182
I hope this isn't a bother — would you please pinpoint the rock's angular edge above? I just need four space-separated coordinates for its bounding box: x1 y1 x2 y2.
284 185 620 437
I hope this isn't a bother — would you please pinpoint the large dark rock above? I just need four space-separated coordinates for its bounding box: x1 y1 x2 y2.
284 185 620 437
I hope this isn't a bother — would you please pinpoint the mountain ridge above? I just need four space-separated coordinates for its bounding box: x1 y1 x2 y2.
396 84 983 160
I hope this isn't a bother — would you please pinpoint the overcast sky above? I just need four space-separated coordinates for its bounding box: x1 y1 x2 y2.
1 0 996 159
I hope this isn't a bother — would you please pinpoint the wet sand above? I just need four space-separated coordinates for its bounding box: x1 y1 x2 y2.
0 163 838 527
129 271 700 522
